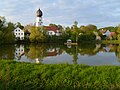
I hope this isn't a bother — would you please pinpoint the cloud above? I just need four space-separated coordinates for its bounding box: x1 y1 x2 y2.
0 0 120 28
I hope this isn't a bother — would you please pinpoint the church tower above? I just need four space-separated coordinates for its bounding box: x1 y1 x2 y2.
36 8 43 27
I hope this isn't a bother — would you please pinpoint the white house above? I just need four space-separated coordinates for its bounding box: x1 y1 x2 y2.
44 26 61 36
14 27 24 40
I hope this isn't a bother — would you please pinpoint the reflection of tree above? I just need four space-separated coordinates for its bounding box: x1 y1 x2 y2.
65 46 78 64
64 43 118 64
78 43 99 56
115 44 120 62
0 45 15 59
73 46 78 64
25 44 47 63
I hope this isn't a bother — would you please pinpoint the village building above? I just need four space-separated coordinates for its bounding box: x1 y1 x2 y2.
14 27 24 40
44 26 61 36
14 27 30 40
46 48 60 57
99 29 116 39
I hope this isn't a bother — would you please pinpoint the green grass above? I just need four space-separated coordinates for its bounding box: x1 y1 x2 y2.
0 60 120 90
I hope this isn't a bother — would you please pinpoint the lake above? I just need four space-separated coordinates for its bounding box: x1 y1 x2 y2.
0 43 120 65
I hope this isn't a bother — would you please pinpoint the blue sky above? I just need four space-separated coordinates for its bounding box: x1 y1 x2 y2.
0 0 120 28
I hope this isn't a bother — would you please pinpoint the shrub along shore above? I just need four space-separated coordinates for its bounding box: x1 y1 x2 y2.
0 60 120 90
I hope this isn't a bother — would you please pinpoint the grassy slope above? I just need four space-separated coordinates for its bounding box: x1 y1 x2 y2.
0 60 120 90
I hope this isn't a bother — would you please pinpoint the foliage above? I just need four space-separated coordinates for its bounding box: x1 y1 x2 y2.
16 22 24 29
4 22 15 43
0 16 119 43
0 60 120 90
0 17 15 44
100 26 117 32
116 25 120 40
0 45 15 60
29 26 46 43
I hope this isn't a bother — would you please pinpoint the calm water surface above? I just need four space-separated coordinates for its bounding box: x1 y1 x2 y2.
0 43 120 65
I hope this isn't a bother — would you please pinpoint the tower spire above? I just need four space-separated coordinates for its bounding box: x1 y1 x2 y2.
36 8 43 27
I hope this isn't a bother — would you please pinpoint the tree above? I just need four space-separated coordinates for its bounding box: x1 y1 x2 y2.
49 23 57 27
4 22 15 43
16 22 24 29
29 26 46 43
86 24 97 30
73 21 78 26
116 25 120 40
0 16 7 43
80 24 97 33
71 21 80 42
80 25 89 33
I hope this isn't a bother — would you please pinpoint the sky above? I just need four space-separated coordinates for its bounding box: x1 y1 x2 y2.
0 0 120 28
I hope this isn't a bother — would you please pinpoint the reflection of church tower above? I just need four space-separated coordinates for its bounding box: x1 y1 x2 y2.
36 8 43 27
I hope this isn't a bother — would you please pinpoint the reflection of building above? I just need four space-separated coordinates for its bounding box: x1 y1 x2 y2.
102 44 116 52
35 58 40 63
15 45 24 60
47 48 60 57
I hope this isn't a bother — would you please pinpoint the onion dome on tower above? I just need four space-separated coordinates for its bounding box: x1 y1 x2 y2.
36 8 43 17
36 8 43 27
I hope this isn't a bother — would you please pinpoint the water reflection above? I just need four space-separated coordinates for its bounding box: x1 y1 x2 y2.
1 43 120 65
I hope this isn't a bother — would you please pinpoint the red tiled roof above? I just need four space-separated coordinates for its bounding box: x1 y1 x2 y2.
44 26 58 33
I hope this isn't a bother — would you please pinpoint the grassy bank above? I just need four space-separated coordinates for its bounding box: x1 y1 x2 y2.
0 60 120 90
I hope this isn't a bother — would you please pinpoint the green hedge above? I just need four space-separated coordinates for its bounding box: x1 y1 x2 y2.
0 60 120 90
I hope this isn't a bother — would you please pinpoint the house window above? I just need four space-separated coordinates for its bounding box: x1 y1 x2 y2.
16 30 17 32
19 33 20 35
16 33 17 35
49 32 52 35
21 33 23 35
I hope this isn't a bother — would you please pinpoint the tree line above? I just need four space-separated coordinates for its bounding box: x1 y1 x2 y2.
0 16 120 44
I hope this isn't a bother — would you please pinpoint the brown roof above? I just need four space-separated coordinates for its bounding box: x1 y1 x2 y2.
47 50 57 56
44 26 59 33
